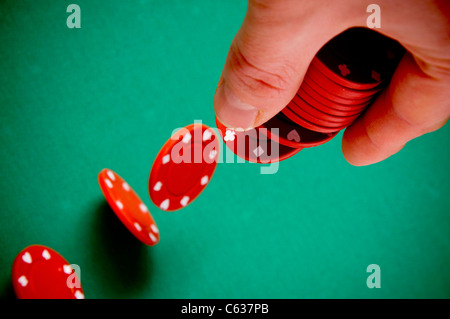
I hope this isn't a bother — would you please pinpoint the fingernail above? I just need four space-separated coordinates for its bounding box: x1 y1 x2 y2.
213 81 259 130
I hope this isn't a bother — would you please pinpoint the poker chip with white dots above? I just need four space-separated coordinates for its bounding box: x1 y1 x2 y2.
148 124 219 212
11 245 84 299
98 168 160 246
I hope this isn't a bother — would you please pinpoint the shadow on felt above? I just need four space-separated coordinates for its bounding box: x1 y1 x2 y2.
88 200 154 297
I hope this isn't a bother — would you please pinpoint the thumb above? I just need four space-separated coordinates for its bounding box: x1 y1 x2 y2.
213 0 356 129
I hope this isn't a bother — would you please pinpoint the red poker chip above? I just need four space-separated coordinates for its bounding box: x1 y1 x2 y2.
297 88 367 117
311 56 382 90
215 117 302 163
289 96 362 125
259 112 338 148
149 124 219 212
281 106 347 134
304 75 374 106
307 62 383 100
98 169 160 246
11 245 84 299
315 28 404 86
300 80 372 109
287 101 356 129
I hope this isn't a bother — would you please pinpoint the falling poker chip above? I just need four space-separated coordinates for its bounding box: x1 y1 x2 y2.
11 245 84 299
149 124 220 212
98 168 160 246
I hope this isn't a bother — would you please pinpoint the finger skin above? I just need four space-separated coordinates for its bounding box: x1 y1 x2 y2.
342 52 450 165
213 0 360 129
342 0 450 165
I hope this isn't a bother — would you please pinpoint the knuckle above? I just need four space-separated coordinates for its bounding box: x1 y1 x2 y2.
249 0 273 10
226 41 294 102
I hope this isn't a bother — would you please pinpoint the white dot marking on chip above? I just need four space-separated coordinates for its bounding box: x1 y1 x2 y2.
116 200 124 210
149 233 157 242
22 252 32 264
139 203 148 213
224 130 236 142
180 196 190 207
106 170 115 181
182 132 192 144
160 199 170 210
203 129 212 141
75 291 85 299
42 250 51 260
122 182 130 191
105 179 113 189
253 146 264 157
209 150 217 160
134 222 142 232
18 276 28 287
200 175 209 185
162 154 170 164
63 265 73 275
150 224 159 234
153 181 162 191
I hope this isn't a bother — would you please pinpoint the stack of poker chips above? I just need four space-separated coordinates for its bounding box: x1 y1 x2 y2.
216 27 405 163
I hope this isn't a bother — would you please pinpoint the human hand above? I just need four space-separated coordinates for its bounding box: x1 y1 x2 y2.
213 0 450 165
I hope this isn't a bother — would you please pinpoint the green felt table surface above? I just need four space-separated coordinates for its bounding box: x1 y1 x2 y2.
1 0 449 299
